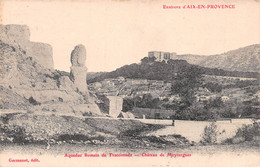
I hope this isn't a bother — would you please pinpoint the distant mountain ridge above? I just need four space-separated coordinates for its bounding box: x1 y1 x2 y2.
175 44 260 73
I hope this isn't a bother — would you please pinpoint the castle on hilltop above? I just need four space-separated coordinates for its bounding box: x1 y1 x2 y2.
148 51 176 62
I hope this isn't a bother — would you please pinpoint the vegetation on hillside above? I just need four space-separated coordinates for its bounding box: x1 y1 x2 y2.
88 57 259 84
90 57 259 121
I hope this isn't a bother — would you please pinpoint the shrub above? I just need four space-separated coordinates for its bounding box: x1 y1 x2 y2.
1 125 32 144
201 122 218 144
28 96 40 105
235 122 260 141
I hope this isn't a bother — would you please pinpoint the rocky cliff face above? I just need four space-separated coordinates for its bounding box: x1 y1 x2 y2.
0 24 54 69
199 44 260 72
0 25 102 116
174 44 260 73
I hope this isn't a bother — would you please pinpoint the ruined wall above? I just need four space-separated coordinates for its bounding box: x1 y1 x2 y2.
27 42 54 69
0 24 54 69
0 24 30 48
107 96 123 118
1 24 103 116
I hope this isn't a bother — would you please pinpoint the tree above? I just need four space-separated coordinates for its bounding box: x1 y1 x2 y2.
141 57 156 64
122 98 134 112
204 97 223 109
122 94 161 111
201 122 218 144
171 66 203 109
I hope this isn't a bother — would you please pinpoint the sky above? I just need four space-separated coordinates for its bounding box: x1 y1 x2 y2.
1 0 260 72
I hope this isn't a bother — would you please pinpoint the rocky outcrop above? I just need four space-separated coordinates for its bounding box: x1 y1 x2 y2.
68 44 103 115
71 44 86 67
0 24 54 69
0 86 32 110
70 44 89 96
0 25 102 116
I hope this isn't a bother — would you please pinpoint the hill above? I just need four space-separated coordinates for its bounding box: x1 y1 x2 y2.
174 44 260 73
87 72 106 80
87 58 259 84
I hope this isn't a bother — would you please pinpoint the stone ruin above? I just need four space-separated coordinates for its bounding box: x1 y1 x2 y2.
69 44 89 99
0 24 54 69
68 45 125 118
0 24 103 116
107 96 123 118
0 24 126 118
106 96 135 118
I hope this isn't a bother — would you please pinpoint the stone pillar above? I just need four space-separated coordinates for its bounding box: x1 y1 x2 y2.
107 96 123 118
70 44 89 99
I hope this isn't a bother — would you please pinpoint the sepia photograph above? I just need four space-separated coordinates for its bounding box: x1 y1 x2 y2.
0 0 260 166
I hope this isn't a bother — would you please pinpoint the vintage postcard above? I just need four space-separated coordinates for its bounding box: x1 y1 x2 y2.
0 0 260 166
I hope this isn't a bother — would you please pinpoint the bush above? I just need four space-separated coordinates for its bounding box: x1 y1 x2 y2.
235 122 260 141
1 125 32 144
201 122 218 144
28 96 40 105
